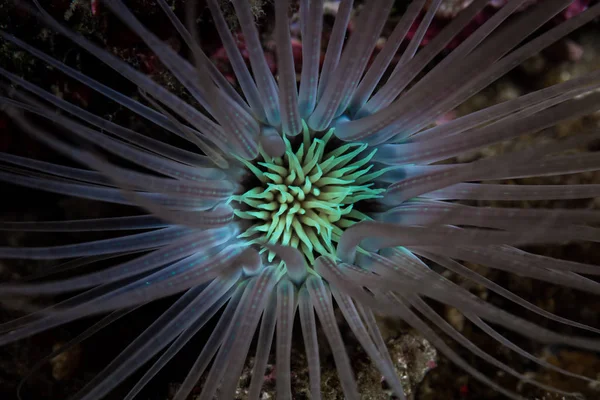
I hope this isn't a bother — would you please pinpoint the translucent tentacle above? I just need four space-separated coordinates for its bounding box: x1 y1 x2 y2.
375 87 600 166
391 0 442 71
375 153 600 184
275 0 302 137
122 287 233 400
382 111 600 205
420 182 600 201
309 0 394 131
265 244 308 285
72 276 238 400
104 0 260 160
378 0 536 143
20 252 143 284
6 91 225 183
411 69 600 143
196 266 282 400
332 288 407 399
136 88 231 169
10 246 242 332
298 285 321 400
337 221 596 265
414 250 600 334
155 0 250 114
483 153 600 180
247 291 277 400
0 170 215 210
429 246 600 295
298 0 324 118
0 226 236 294
306 275 359 400
6 111 235 227
377 201 600 234
318 0 353 100
93 245 243 310
0 226 187 260
315 256 400 311
231 0 281 126
465 313 600 384
0 215 165 232
0 151 109 185
354 0 489 118
0 251 236 348
389 294 527 400
171 281 248 400
260 126 286 158
276 277 297 399
363 251 600 363
341 0 584 142
387 1 600 144
205 0 267 123
408 295 577 396
376 250 600 353
0 30 224 149
17 306 141 400
0 85 211 169
347 0 425 115
355 303 396 369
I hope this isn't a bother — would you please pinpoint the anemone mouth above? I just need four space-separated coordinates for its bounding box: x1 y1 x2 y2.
232 120 385 264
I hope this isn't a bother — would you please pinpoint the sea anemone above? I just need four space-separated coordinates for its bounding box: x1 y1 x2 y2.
0 0 599 399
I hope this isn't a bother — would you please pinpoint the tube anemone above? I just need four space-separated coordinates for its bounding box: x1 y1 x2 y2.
0 0 599 399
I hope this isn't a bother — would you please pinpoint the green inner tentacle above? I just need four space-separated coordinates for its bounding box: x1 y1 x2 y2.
233 121 386 264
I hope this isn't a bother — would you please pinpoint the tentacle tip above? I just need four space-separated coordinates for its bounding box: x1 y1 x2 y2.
335 243 356 265
306 113 328 133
